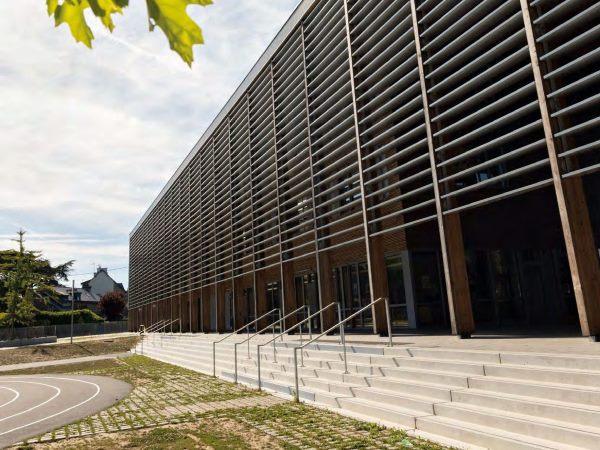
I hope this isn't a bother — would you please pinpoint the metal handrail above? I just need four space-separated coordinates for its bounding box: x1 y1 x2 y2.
144 319 168 333
291 297 392 401
154 318 180 334
212 308 281 377
256 302 340 390
233 305 308 383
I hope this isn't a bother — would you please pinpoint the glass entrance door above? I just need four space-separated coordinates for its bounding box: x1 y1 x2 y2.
294 273 319 330
224 290 234 331
243 287 255 330
333 262 372 330
266 282 281 330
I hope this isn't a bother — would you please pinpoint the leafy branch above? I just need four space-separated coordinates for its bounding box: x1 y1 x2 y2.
46 0 213 66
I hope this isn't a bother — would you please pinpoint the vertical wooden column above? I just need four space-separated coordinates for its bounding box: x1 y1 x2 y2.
370 236 391 334
409 0 475 337
520 0 600 339
234 278 245 329
282 262 297 328
216 284 226 332
255 270 268 329
319 252 336 331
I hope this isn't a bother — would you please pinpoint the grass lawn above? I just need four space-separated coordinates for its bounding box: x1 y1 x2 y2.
0 336 140 366
5 355 449 450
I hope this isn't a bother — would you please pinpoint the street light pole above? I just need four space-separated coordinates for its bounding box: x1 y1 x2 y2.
70 280 75 344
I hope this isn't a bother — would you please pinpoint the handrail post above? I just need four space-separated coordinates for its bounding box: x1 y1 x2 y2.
247 324 251 358
337 302 344 346
384 297 393 347
293 347 299 402
337 302 348 374
234 343 238 384
273 329 276 362
212 341 216 377
257 346 262 391
307 305 312 341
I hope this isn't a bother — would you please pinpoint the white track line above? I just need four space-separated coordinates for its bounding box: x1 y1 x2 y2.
0 387 20 409
0 382 60 423
0 377 101 437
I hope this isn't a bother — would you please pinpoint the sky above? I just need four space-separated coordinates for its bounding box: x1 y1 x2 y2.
0 0 299 289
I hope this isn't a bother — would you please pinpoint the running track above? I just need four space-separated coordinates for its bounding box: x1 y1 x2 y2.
0 375 131 448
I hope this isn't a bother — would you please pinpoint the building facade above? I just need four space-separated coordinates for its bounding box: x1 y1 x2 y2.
128 0 600 339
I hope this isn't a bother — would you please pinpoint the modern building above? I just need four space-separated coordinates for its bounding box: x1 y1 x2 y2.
128 0 600 340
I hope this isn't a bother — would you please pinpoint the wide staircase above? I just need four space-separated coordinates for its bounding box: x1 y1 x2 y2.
134 332 600 449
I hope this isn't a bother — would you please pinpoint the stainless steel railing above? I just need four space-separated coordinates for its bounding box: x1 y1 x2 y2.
255 302 340 390
143 319 168 334
212 308 281 377
233 305 309 383
154 318 180 333
291 297 392 401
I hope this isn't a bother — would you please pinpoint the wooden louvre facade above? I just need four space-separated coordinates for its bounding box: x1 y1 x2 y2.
129 0 600 339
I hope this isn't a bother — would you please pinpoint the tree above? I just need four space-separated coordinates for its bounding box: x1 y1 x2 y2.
99 291 127 321
0 230 71 330
0 232 73 311
46 0 213 66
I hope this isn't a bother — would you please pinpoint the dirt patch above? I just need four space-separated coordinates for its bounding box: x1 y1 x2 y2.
13 420 286 450
0 337 139 366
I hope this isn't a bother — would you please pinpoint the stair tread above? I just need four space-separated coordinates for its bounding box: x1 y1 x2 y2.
353 385 441 404
338 396 431 417
366 375 454 391
456 387 600 413
470 374 600 393
441 401 600 436
418 415 585 450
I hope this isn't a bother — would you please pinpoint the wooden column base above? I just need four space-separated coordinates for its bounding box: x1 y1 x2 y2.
443 213 475 337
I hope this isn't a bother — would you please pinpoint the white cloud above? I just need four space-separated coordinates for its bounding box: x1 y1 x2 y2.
0 0 299 288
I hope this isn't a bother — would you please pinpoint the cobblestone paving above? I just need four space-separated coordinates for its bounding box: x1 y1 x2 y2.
22 356 283 445
195 403 444 450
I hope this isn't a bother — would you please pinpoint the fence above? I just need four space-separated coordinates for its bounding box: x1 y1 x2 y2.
0 321 128 341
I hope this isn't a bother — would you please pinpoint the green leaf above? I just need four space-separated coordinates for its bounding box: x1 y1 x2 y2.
145 0 213 66
47 0 59 15
88 0 124 32
54 0 94 48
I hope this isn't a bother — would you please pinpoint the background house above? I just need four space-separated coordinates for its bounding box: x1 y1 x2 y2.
49 267 127 316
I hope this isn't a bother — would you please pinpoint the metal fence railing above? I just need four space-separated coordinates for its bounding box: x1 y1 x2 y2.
0 321 129 341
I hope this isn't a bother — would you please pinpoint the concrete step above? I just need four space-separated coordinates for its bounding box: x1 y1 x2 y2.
483 364 600 388
434 402 600 448
468 376 600 408
416 415 579 450
351 386 436 414
451 389 600 429
400 348 502 364
336 397 426 429
380 366 469 388
365 377 452 401
498 353 600 372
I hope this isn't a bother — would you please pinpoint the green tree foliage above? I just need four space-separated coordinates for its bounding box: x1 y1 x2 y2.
99 291 127 321
46 0 213 66
0 230 74 323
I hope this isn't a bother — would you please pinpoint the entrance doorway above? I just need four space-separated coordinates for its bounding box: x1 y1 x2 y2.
411 251 449 329
210 294 217 331
333 262 372 330
467 248 578 330
224 290 234 331
294 273 319 330
243 287 255 330
266 282 282 330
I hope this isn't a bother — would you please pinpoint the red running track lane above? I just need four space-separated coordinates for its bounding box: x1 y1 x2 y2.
0 375 131 448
